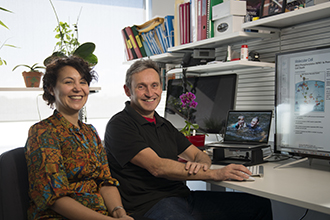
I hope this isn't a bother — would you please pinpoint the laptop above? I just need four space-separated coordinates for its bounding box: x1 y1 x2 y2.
207 110 273 149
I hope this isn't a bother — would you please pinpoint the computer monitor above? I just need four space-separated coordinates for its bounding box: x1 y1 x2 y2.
275 46 330 160
165 74 237 134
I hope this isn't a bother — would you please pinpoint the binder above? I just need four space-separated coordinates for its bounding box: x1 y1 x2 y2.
155 24 168 53
131 25 147 57
152 28 165 53
123 28 138 59
141 33 154 56
198 0 207 41
121 28 134 60
164 15 174 48
125 26 143 58
208 0 223 38
186 2 191 44
179 3 184 45
190 0 198 42
174 0 185 46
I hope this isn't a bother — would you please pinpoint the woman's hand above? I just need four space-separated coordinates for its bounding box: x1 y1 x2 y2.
117 215 134 220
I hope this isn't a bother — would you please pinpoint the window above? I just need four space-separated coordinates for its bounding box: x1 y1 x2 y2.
0 0 146 154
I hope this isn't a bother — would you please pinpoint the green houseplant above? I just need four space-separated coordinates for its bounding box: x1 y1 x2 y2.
0 7 17 66
43 0 98 66
12 63 45 87
178 92 206 149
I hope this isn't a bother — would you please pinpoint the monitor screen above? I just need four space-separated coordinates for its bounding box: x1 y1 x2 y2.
275 46 330 159
165 74 237 134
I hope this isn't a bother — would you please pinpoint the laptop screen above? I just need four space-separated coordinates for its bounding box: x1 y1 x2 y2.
223 110 273 144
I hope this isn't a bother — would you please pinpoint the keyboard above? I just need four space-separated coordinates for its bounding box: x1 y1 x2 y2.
247 165 264 177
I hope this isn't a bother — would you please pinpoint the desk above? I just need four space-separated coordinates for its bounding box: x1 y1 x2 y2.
208 159 330 215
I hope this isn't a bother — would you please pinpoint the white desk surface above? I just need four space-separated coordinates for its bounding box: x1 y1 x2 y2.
208 159 330 215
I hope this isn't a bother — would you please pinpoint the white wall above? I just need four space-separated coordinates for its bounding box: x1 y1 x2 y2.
0 0 146 153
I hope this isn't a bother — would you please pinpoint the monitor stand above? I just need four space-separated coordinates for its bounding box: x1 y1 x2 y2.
212 147 266 166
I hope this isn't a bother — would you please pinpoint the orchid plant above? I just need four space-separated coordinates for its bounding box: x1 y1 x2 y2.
179 92 199 136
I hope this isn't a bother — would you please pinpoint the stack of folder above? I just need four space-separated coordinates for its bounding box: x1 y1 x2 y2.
121 16 175 61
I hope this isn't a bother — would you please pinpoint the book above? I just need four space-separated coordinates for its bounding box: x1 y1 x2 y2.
131 25 147 57
125 26 143 58
164 15 175 48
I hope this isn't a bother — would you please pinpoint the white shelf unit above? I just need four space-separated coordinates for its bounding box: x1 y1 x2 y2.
168 32 278 52
242 2 330 30
167 61 275 75
123 52 184 65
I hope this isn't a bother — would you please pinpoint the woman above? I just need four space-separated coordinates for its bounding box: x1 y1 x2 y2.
25 56 133 220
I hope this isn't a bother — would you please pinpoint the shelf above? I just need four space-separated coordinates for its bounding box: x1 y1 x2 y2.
242 2 330 30
168 31 278 52
0 87 101 93
167 60 275 74
123 52 184 65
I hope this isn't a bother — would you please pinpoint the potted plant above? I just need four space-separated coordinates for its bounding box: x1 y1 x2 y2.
12 63 45 87
179 92 206 148
43 0 97 66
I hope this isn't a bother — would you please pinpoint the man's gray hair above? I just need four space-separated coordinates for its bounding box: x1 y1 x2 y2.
125 59 161 90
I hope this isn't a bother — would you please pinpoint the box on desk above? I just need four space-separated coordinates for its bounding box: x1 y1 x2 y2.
212 0 247 20
213 15 244 36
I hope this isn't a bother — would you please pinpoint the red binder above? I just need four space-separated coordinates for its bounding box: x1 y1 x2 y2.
186 2 191 44
125 26 143 58
197 0 207 41
179 3 184 45
121 28 133 60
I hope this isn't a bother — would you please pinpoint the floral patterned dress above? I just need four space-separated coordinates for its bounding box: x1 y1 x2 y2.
25 110 119 220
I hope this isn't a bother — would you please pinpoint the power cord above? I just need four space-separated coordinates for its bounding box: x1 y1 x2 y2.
36 94 42 121
299 209 309 220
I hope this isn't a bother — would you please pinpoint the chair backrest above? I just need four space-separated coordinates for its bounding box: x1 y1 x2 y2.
0 147 29 220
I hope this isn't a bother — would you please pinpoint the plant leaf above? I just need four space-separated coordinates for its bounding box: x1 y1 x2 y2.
83 53 98 66
0 7 13 13
4 44 18 48
73 42 95 57
0 20 9 29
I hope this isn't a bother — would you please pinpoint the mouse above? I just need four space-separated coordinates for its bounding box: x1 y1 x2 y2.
240 171 255 181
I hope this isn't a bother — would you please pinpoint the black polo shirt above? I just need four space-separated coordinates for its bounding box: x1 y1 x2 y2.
104 101 191 216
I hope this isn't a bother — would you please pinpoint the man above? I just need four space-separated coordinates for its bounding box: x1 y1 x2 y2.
104 59 272 220
247 116 267 141
232 115 247 130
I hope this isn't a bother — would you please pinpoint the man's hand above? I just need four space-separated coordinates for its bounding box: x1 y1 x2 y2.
185 161 210 175
212 164 252 181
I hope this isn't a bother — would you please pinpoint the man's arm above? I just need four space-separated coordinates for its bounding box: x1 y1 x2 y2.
130 147 252 181
178 145 212 174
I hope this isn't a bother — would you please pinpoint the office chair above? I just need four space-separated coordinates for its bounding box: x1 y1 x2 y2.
0 147 29 220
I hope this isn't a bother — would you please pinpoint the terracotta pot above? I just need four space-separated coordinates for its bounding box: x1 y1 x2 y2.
22 71 43 88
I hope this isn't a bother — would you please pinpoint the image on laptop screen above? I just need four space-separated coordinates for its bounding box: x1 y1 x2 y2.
224 110 273 143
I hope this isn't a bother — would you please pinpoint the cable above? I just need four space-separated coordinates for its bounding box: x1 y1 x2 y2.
36 94 43 121
299 209 309 220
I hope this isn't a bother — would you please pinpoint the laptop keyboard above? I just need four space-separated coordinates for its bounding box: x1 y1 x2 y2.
247 165 264 177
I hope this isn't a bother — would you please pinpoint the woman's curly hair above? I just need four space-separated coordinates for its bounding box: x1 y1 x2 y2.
42 56 98 108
